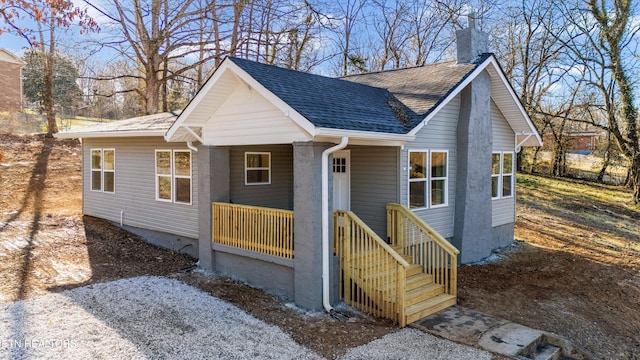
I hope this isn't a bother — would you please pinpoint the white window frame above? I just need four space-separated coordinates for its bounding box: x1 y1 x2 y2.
173 150 193 205
408 149 449 210
90 148 115 194
492 151 515 200
155 149 192 205
245 152 271 185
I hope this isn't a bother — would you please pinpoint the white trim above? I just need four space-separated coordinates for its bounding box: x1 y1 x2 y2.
166 59 319 143
332 150 351 211
314 127 414 143
90 148 115 194
155 149 174 203
407 56 542 148
56 130 166 139
102 148 116 194
154 149 193 205
407 149 449 210
244 152 271 185
491 151 514 200
173 150 193 205
90 149 102 192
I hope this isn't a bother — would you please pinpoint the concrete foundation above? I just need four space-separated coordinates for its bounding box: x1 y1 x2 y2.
213 244 294 300
119 224 198 258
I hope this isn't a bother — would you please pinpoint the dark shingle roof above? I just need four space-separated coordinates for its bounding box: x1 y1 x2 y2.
342 56 487 122
230 57 410 133
230 55 488 134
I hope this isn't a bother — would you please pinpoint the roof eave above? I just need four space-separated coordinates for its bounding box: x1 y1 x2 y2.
314 127 414 146
55 130 166 139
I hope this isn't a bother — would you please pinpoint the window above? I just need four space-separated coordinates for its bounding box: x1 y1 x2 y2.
245 152 271 185
492 152 514 199
409 150 448 209
90 149 115 193
155 150 192 204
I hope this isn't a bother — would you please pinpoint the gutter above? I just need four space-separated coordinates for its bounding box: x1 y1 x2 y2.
321 136 349 314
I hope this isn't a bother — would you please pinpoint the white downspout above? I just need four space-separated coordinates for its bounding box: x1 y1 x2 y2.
321 136 349 314
186 141 198 152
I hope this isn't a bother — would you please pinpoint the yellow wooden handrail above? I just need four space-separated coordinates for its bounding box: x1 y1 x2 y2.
386 203 459 297
212 202 294 259
386 203 460 255
335 210 409 326
342 210 411 268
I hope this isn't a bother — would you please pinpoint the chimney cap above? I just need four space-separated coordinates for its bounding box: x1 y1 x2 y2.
468 11 477 29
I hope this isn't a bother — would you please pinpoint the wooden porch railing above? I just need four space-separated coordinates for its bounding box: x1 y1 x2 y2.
212 202 294 259
334 210 410 326
386 203 459 296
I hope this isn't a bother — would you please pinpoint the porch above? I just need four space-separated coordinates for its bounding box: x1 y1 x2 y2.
211 201 459 327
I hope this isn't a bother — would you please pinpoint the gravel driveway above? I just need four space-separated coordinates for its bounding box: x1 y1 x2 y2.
0 276 490 359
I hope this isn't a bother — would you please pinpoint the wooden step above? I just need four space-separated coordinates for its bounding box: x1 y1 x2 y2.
358 264 423 281
405 293 456 324
350 250 412 264
405 282 444 307
377 273 434 292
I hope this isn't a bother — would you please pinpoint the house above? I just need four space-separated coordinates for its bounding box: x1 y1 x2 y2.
0 48 25 112
57 19 541 326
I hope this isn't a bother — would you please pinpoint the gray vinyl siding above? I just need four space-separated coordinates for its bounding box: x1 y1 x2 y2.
229 145 293 210
349 146 399 238
491 99 516 227
400 96 460 238
82 137 199 239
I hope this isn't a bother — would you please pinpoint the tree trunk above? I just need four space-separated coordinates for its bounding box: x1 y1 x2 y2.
146 69 160 114
631 154 640 203
44 14 58 135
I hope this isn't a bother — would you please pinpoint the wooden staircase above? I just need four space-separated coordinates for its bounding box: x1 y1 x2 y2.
351 246 456 325
335 206 459 327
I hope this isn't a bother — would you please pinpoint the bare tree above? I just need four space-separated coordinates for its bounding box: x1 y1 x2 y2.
1 0 97 134
86 0 223 114
552 0 640 202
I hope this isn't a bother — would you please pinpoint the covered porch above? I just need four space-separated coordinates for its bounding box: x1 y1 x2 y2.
209 197 459 327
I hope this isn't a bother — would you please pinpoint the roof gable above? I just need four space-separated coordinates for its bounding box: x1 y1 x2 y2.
168 54 540 147
229 57 413 134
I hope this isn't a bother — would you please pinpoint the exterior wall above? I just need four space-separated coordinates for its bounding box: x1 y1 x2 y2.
213 244 294 300
400 96 460 238
0 60 23 112
349 145 399 238
229 144 293 210
82 137 199 239
491 99 516 227
202 84 309 146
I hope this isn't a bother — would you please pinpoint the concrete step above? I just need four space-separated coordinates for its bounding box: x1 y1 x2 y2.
405 293 456 324
532 343 562 360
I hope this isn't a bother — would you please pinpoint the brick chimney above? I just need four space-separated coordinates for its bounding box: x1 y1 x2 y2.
456 12 489 64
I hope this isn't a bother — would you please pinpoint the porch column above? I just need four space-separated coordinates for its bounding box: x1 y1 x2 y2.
197 145 230 271
453 70 493 263
292 141 331 310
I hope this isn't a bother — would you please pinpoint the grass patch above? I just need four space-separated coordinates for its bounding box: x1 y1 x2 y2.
517 173 639 246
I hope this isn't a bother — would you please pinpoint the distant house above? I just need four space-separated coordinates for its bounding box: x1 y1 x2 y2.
542 127 604 155
0 48 24 112
58 19 541 326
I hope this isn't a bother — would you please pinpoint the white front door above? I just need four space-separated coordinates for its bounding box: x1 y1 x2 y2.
332 150 351 211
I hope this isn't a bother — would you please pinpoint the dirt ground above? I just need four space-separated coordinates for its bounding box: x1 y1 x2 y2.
0 133 395 359
1 133 639 359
